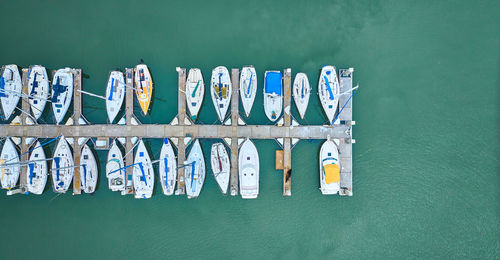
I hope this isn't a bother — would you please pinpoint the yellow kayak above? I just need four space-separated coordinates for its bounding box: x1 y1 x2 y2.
134 63 153 115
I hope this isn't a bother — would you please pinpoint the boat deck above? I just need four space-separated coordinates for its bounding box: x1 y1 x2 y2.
4 67 355 197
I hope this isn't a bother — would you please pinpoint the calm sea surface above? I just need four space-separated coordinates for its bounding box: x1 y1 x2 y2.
0 0 498 258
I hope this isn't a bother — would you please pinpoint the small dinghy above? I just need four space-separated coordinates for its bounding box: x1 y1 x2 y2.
134 63 153 116
159 138 177 196
292 73 311 119
318 66 340 124
210 66 232 122
133 139 154 199
0 64 22 120
263 71 283 122
26 141 48 194
27 65 50 120
51 136 74 193
319 137 340 195
106 140 125 192
80 144 98 194
186 68 205 121
238 139 259 199
210 142 230 195
51 68 74 124
239 66 257 117
0 137 20 190
185 139 205 199
105 70 125 123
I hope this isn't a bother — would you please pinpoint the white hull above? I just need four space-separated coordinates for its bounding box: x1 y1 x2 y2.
185 139 205 199
133 140 154 199
210 66 232 122
105 71 125 123
292 73 310 119
186 68 204 120
106 140 125 192
0 137 20 190
159 138 177 196
210 142 230 195
51 68 74 124
239 139 259 199
26 141 48 194
28 65 49 120
80 144 98 193
240 66 257 117
318 66 340 124
0 65 22 120
263 71 283 122
319 139 340 195
51 137 74 193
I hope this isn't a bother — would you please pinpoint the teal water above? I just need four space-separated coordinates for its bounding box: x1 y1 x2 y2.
0 0 499 258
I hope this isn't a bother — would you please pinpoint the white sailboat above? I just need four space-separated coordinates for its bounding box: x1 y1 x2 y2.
51 136 74 193
210 142 230 195
239 66 257 117
185 139 205 199
319 137 340 195
51 68 74 124
292 73 310 119
210 66 232 122
80 143 98 194
238 139 259 199
26 140 48 194
27 65 50 120
133 139 154 199
105 70 125 123
318 66 340 124
263 71 283 122
0 137 20 190
186 68 204 121
159 138 177 196
0 64 22 120
106 140 125 192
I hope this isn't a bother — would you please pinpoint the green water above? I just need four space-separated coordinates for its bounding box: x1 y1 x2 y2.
1 0 499 258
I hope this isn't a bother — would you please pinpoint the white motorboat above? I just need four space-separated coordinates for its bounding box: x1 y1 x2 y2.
159 138 177 196
185 139 205 199
186 68 204 121
318 66 340 124
51 136 74 193
210 66 232 122
27 65 50 120
134 63 153 116
80 143 98 194
133 139 154 199
319 137 340 195
239 66 257 117
26 140 48 194
210 142 230 195
106 140 125 192
263 71 283 122
238 139 259 199
0 137 20 190
0 64 22 120
105 70 125 123
51 68 74 124
292 73 310 119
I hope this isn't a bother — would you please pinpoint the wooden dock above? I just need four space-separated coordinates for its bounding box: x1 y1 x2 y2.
2 66 355 197
18 68 30 193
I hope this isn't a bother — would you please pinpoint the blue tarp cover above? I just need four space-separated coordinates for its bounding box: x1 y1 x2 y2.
264 72 282 95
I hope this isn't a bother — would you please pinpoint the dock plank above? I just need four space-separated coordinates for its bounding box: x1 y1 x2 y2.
282 68 292 196
124 68 134 195
230 68 239 196
338 68 353 196
72 69 82 195
175 68 186 195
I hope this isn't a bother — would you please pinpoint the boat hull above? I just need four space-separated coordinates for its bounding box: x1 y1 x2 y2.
210 66 232 122
185 139 205 199
293 73 310 119
51 137 74 193
186 68 205 121
106 71 125 123
51 68 74 124
263 71 283 122
80 144 98 193
239 66 257 117
319 139 340 195
0 65 22 120
133 140 154 199
318 66 340 124
26 141 48 194
0 137 20 190
159 138 177 196
106 140 125 192
134 64 153 116
238 139 259 199
210 142 230 195
28 65 49 120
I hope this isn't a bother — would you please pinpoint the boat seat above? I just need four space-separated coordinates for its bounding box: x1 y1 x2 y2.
324 164 340 184
214 86 227 99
